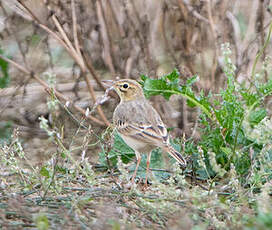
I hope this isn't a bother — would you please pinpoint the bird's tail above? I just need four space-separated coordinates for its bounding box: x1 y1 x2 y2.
165 145 187 167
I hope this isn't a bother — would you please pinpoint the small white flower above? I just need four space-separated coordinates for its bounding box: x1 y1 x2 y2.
65 101 70 107
85 107 90 117
81 150 86 161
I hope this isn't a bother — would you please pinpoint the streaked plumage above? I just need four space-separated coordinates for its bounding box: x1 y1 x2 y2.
112 79 186 187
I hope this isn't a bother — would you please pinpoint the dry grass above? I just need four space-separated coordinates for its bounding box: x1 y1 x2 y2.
0 0 272 229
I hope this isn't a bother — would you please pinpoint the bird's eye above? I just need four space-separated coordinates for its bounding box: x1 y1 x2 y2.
123 83 128 89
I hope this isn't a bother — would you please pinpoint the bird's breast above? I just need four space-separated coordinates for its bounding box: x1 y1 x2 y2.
119 133 154 153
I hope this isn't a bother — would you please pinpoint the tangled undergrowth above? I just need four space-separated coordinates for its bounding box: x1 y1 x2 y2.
1 1 272 229
1 41 272 229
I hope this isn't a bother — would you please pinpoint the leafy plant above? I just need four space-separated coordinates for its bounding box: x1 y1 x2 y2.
98 43 272 187
141 69 212 119
0 122 13 145
0 48 12 144
99 131 135 168
99 133 172 180
0 48 9 88
140 44 272 186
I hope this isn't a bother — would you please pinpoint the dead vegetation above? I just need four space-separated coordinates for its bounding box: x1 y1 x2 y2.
0 0 272 229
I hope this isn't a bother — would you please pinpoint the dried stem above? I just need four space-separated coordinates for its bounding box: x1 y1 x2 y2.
71 0 84 62
206 0 218 90
161 3 179 67
0 54 105 126
14 0 110 126
81 51 106 91
81 70 110 126
107 0 125 38
180 0 209 24
130 0 152 72
96 0 116 75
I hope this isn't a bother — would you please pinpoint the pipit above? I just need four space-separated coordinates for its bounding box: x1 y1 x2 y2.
111 79 186 187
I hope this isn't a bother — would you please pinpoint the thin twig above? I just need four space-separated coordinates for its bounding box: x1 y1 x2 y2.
96 0 116 75
49 6 85 70
107 1 125 38
42 150 60 200
16 0 81 66
71 0 84 61
181 0 209 24
206 0 218 90
161 3 179 67
15 0 110 126
130 0 152 72
241 0 259 51
251 21 272 80
81 51 106 91
72 1 110 125
0 54 105 126
82 70 110 126
226 11 242 67
176 0 195 74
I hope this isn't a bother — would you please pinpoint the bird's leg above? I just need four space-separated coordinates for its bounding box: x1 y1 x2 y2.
131 152 141 185
144 151 152 188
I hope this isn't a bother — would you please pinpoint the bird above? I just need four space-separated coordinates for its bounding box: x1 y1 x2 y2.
111 79 187 187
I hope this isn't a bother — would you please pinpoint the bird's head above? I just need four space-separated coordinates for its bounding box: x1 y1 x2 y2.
111 79 145 102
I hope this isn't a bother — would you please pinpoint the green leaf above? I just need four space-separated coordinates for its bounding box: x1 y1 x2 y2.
40 166 50 178
186 99 197 108
249 108 266 126
259 79 272 96
143 77 177 100
241 91 259 106
56 166 68 174
141 69 181 100
139 69 272 183
0 122 13 145
30 34 41 46
61 151 66 158
35 214 50 230
141 70 212 118
186 75 199 86
165 68 180 81
220 147 232 156
0 49 9 88
99 132 135 167
129 148 170 181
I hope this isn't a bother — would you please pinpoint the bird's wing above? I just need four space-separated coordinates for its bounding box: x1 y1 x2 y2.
116 119 169 146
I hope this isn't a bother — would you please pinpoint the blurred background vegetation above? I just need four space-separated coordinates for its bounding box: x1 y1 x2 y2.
0 0 272 229
1 0 271 160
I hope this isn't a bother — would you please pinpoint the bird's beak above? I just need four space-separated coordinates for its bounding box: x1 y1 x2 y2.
101 80 115 89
